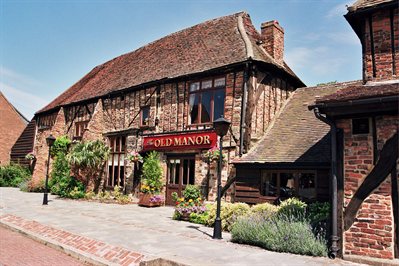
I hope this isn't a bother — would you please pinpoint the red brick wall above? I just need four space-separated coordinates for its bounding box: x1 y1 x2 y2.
261 21 284 65
0 94 27 165
337 115 398 259
362 7 398 82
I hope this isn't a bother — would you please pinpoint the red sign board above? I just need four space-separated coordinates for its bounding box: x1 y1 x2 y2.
143 131 217 151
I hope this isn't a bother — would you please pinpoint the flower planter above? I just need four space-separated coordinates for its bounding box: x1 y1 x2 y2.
138 193 163 207
180 212 190 221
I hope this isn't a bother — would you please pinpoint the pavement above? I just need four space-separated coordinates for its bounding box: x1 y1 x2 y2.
0 187 364 266
0 225 87 266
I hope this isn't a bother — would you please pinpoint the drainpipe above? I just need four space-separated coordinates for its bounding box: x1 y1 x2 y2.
314 107 339 259
239 62 250 156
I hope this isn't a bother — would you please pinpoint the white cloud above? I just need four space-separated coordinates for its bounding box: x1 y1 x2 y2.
1 83 48 119
327 31 360 46
0 66 43 89
285 46 346 76
0 67 50 118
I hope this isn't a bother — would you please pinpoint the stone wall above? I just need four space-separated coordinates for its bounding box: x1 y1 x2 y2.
338 115 398 259
32 108 66 185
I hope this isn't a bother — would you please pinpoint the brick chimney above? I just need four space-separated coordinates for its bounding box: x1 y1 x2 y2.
261 20 284 65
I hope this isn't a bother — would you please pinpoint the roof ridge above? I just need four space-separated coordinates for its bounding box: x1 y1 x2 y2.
237 14 254 59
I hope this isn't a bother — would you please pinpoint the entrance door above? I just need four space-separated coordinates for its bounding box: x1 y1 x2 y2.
165 156 195 206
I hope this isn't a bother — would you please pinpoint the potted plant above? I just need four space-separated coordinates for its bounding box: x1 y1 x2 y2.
173 185 206 221
138 151 164 207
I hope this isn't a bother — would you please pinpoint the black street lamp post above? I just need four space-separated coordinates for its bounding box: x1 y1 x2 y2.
43 134 56 205
212 117 231 239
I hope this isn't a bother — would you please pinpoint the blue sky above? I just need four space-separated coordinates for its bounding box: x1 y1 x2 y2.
1 0 360 119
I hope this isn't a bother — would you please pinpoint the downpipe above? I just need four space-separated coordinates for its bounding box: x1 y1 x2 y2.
314 107 339 259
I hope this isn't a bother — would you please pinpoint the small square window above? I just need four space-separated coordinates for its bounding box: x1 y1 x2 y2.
141 106 150 127
352 118 370 135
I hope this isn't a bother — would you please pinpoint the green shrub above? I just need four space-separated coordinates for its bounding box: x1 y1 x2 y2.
206 202 251 231
189 212 209 225
0 164 31 187
50 135 71 157
231 214 327 257
308 202 330 223
182 185 201 201
308 202 331 241
85 191 96 200
278 198 307 221
68 186 85 199
251 202 279 218
141 151 163 194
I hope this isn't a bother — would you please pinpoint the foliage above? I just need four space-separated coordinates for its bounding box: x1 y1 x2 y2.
50 136 71 157
128 151 143 163
182 185 202 201
0 163 31 187
173 186 206 219
277 198 307 221
308 202 330 223
189 212 209 225
251 202 279 218
206 202 251 232
231 214 328 257
203 147 226 162
48 136 85 199
68 186 85 199
85 191 96 200
307 202 331 240
25 152 36 161
67 139 110 192
141 151 163 194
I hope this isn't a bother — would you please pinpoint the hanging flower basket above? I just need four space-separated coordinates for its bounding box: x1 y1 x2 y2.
203 147 226 163
128 151 143 163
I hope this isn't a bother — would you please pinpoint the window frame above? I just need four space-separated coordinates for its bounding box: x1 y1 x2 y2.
140 105 151 128
260 170 317 201
352 117 370 135
106 136 126 189
188 76 226 125
74 121 89 140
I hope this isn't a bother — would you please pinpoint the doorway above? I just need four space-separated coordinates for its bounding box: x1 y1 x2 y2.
165 156 195 205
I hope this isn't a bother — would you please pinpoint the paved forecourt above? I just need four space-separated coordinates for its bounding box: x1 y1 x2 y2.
0 188 364 266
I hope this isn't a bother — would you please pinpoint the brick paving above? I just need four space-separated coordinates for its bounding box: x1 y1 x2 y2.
0 214 144 266
0 225 85 266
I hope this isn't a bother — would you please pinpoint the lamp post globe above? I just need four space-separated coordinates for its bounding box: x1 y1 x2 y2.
212 116 231 239
43 134 56 205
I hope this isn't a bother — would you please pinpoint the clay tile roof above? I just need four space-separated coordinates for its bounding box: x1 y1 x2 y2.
38 12 302 114
315 81 399 104
347 0 394 12
234 80 363 164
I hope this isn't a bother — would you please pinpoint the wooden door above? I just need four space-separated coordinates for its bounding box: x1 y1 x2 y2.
165 156 195 206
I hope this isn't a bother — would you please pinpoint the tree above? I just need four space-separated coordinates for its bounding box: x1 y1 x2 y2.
67 139 110 193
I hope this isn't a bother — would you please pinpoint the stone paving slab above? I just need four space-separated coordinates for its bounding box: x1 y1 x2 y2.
0 188 365 266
